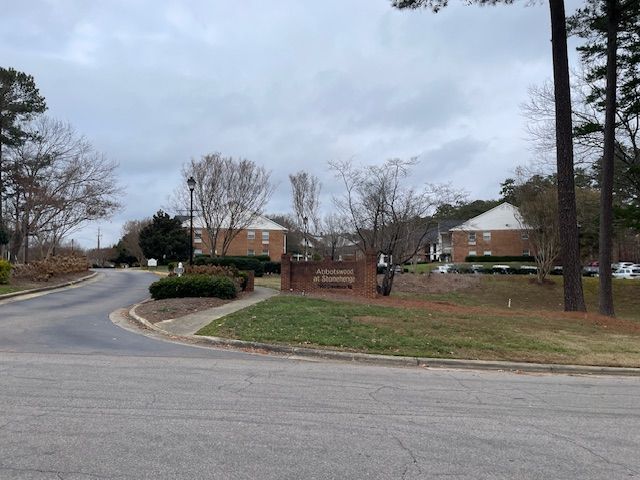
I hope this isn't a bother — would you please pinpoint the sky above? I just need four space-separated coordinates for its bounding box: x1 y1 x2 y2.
1 0 583 248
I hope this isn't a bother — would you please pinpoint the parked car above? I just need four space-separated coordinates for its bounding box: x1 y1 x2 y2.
583 261 599 277
615 262 635 269
612 267 640 279
519 265 538 275
491 264 514 275
436 264 455 274
470 264 485 274
551 266 563 275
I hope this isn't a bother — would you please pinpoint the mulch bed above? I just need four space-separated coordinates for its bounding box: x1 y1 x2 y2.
8 271 93 291
136 295 245 324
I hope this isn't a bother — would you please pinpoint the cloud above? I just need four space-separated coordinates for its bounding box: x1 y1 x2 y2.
0 0 585 247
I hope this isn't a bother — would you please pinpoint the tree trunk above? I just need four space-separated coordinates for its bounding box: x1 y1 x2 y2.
379 267 395 296
549 0 586 311
598 0 618 316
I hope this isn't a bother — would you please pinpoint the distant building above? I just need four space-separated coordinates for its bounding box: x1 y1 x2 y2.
422 219 465 262
449 202 532 262
182 215 287 258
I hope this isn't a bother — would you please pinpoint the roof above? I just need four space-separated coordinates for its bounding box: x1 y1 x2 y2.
182 214 288 231
449 202 525 231
422 219 465 243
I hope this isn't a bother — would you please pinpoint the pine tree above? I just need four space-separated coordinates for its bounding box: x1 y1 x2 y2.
0 67 47 241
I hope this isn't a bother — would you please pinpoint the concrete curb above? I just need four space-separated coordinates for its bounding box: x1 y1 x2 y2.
0 272 98 300
127 301 640 376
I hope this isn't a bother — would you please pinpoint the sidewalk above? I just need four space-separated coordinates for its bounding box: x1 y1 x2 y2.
148 286 278 336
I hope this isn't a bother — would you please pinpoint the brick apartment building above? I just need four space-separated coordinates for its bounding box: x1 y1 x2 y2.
182 215 287 259
449 203 532 262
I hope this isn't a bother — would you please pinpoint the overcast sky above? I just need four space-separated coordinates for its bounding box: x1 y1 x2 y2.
1 0 583 248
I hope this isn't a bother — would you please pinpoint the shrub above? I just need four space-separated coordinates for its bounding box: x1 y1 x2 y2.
263 261 281 275
0 259 11 284
12 255 90 282
149 275 238 300
464 255 535 263
193 256 264 276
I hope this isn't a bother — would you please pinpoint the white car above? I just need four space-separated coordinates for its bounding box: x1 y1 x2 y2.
436 264 455 273
614 262 635 270
612 267 640 279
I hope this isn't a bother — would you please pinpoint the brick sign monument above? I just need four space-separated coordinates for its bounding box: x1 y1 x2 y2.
280 252 378 298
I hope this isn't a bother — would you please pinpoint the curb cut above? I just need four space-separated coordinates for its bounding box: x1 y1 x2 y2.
0 272 99 300
126 302 640 376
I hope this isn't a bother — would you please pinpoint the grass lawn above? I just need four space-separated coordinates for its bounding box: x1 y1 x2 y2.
197 289 640 367
255 275 281 290
394 275 640 321
0 285 22 295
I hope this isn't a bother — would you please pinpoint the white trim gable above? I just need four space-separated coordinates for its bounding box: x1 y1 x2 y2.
450 202 525 231
182 214 288 231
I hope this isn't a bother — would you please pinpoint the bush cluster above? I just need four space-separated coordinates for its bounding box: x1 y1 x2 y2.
149 274 238 300
11 255 90 282
0 259 11 284
464 255 535 263
194 255 265 276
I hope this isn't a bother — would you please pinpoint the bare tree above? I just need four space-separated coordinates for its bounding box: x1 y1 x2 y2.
320 213 349 260
5 117 121 261
289 171 321 233
516 185 561 284
330 158 458 295
178 153 274 257
120 219 150 264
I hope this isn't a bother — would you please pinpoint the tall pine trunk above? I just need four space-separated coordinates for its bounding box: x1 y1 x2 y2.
598 0 618 316
549 0 586 311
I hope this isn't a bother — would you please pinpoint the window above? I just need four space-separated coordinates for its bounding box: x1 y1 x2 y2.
194 248 203 255
521 232 529 240
194 229 202 243
262 231 270 243
247 249 255 256
468 232 476 245
483 232 491 241
468 250 477 257
262 245 269 255
483 250 492 256
247 230 255 240
523 249 531 256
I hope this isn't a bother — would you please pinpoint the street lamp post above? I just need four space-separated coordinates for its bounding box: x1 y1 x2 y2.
303 216 308 262
187 176 196 265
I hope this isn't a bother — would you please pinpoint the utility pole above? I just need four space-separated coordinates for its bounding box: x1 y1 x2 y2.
97 228 102 267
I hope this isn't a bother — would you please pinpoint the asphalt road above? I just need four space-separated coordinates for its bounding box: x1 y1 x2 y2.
1 270 639 479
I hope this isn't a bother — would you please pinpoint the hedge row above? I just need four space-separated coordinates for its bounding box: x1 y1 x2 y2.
464 255 535 263
149 275 238 300
194 256 265 276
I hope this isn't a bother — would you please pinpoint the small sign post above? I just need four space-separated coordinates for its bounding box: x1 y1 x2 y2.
147 258 158 269
175 262 185 277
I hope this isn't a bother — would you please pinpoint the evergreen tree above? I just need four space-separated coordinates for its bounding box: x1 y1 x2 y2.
569 0 640 315
0 67 47 228
138 210 190 263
